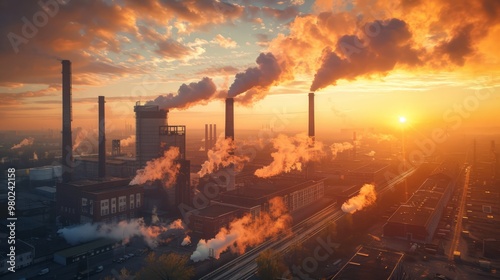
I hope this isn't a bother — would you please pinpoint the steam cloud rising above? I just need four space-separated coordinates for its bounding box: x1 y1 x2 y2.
120 135 136 147
146 77 219 110
198 137 249 177
57 218 184 247
130 146 180 187
255 133 325 178
11 137 34 150
228 52 283 104
190 197 291 262
330 142 354 159
341 184 377 214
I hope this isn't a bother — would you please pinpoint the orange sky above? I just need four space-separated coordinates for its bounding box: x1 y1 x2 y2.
0 0 499 136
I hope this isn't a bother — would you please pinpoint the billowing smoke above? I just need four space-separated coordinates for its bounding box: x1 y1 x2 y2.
198 137 249 177
57 218 184 247
181 235 191 246
330 142 354 159
130 146 180 187
341 184 377 214
311 19 422 91
120 135 136 147
73 128 97 155
146 77 219 110
228 52 283 104
151 206 160 224
190 197 291 262
11 137 34 150
33 152 38 160
255 134 325 178
361 133 395 143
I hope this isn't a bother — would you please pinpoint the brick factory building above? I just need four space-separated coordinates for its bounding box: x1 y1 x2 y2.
56 178 144 225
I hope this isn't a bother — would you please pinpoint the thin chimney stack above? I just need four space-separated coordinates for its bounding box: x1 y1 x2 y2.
225 98 235 190
61 60 73 183
98 96 106 178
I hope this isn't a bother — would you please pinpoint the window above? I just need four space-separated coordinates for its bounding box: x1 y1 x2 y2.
119 196 126 212
130 194 135 209
136 193 141 207
81 198 88 213
111 198 116 214
89 200 94 215
100 199 109 216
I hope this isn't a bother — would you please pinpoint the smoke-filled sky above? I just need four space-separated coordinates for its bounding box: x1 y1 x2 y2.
1 0 499 134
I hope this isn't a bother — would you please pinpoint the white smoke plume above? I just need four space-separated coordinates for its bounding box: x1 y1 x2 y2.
33 152 38 160
198 137 249 177
190 197 291 262
151 206 160 224
57 218 184 247
360 133 396 143
120 135 136 147
130 146 180 188
11 137 34 150
227 52 283 104
341 184 377 214
330 142 354 159
254 133 325 178
146 77 219 110
73 128 97 155
181 235 191 246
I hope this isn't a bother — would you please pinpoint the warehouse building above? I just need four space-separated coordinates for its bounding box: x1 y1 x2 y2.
53 238 117 265
383 162 457 243
332 246 405 280
57 178 144 225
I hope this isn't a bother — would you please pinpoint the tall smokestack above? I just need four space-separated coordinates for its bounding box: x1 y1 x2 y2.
209 124 213 151
225 98 234 140
213 124 216 149
62 60 73 183
308 92 315 140
225 98 235 190
98 96 106 178
205 124 209 152
306 92 315 179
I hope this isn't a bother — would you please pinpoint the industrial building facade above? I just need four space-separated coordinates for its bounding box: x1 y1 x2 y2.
383 163 457 243
57 178 144 224
188 177 325 238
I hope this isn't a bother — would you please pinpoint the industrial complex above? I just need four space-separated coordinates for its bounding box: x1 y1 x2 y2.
0 60 499 280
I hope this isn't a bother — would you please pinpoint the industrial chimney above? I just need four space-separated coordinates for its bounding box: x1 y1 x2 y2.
308 92 315 140
205 124 209 152
225 98 235 190
209 124 213 151
98 96 106 178
306 92 315 179
225 98 234 140
213 124 216 149
61 60 73 183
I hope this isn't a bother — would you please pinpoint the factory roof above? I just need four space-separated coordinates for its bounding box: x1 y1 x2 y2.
60 178 142 194
332 246 404 280
196 204 241 218
54 238 116 259
386 172 452 227
349 162 390 174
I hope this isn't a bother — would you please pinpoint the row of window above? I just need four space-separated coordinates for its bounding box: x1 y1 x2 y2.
99 193 141 216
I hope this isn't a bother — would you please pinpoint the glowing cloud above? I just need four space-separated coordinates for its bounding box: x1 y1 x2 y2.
130 146 180 188
255 133 325 178
341 184 377 214
11 137 34 150
190 197 291 262
198 137 249 177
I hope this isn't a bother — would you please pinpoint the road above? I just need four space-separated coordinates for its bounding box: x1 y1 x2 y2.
199 167 417 280
448 165 470 260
